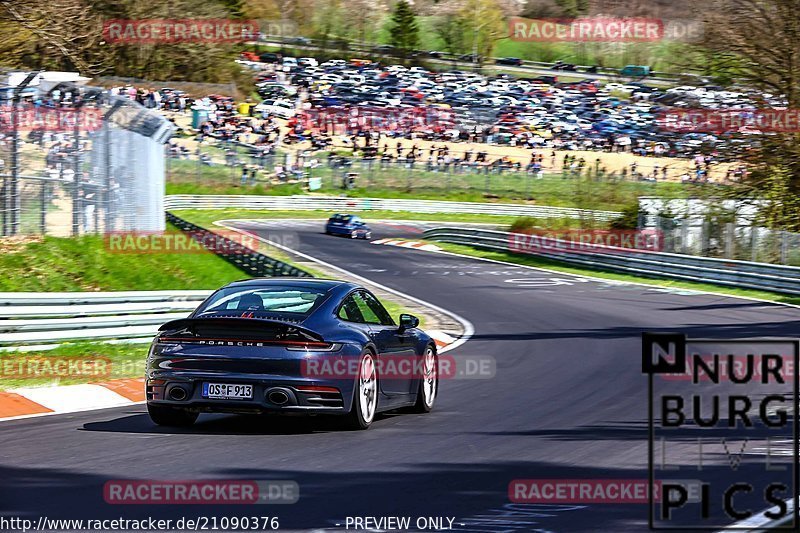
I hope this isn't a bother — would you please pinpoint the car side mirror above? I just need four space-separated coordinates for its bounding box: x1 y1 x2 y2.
398 313 419 332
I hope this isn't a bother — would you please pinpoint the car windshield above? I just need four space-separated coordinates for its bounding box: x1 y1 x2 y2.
195 286 330 316
331 214 352 223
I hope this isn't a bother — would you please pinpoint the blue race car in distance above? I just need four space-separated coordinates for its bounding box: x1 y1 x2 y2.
146 279 437 430
325 213 372 239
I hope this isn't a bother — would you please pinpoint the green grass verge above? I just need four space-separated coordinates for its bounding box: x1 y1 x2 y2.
167 181 306 196
0 224 246 292
432 242 800 306
0 342 146 390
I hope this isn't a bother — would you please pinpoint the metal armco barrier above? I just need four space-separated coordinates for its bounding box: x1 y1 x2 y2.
0 291 211 345
423 227 800 296
166 211 312 278
164 195 621 222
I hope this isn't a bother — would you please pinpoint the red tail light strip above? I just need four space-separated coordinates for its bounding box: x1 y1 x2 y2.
157 337 331 349
296 386 340 393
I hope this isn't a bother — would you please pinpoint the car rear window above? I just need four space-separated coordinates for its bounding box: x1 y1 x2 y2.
195 286 330 316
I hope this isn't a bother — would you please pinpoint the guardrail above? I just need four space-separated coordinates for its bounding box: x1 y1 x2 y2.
0 291 210 346
165 195 621 221
423 227 800 295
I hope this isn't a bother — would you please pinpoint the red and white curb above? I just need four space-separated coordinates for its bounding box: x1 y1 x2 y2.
428 330 457 351
0 333 460 422
0 378 145 422
371 238 441 252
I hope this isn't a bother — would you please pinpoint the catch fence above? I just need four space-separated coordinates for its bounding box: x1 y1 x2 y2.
0 80 173 237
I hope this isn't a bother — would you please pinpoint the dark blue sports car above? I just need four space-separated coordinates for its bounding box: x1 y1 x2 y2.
146 279 437 430
325 213 372 239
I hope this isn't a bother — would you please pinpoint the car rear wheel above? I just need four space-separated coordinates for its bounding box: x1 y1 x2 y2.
411 346 438 413
147 403 198 427
341 351 378 430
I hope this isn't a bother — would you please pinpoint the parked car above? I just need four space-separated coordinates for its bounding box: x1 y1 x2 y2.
620 65 651 78
259 52 280 63
255 99 296 119
495 57 523 67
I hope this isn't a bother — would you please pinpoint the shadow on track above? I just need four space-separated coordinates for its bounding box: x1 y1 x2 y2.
80 411 404 436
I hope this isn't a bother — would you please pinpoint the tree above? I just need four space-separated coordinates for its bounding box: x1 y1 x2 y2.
434 13 471 55
459 0 507 65
0 0 250 83
697 0 800 228
389 0 419 53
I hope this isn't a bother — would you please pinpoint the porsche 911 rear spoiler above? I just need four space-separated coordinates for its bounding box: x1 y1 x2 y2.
157 317 326 345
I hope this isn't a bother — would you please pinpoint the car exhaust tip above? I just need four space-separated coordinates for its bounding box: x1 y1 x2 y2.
167 386 188 401
267 389 290 406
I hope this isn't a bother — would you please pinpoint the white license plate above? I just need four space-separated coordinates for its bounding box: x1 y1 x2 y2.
202 383 253 400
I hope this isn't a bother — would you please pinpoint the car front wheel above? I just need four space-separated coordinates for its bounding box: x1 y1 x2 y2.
147 403 198 427
411 346 438 413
